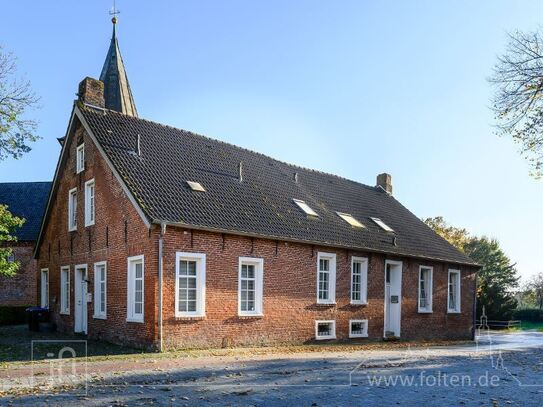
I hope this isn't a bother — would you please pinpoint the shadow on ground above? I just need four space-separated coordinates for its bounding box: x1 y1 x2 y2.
4 345 543 406
0 325 140 364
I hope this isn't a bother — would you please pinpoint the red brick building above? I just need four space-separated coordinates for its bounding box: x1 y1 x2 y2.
0 182 51 307
35 20 478 350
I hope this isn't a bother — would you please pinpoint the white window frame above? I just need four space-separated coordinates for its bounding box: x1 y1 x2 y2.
127 255 144 323
418 266 433 313
447 269 461 313
93 261 107 319
350 256 368 305
76 143 85 173
60 266 70 315
175 252 206 317
315 320 336 340
40 269 49 308
349 319 369 338
238 257 264 316
68 187 77 231
84 179 95 227
316 252 336 304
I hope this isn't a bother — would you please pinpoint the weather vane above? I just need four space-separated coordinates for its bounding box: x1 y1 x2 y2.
109 0 120 24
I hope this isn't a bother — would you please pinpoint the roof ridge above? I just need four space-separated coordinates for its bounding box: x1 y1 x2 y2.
81 104 381 194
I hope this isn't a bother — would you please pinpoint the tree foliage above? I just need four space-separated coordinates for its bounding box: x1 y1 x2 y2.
0 45 40 160
464 237 519 320
422 216 470 250
0 46 38 277
490 30 543 178
424 217 519 320
0 204 24 277
523 272 543 310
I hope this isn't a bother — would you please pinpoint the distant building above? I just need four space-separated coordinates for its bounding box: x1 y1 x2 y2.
35 18 478 350
0 182 51 306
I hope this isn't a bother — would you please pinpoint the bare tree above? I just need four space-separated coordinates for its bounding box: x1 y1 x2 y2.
527 272 543 310
0 46 38 276
490 30 543 178
0 45 40 160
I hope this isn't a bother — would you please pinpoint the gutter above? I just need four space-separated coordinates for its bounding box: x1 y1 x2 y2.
151 220 480 268
158 223 166 352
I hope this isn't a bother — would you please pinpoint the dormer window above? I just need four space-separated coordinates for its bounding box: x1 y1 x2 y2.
337 212 364 228
187 181 205 192
76 144 85 173
293 199 318 217
370 217 394 232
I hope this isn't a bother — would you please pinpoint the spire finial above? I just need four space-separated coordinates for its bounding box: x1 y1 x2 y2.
110 0 120 25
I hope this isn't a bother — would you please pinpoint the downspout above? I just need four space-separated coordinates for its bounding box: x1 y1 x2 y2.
158 223 166 352
472 268 478 341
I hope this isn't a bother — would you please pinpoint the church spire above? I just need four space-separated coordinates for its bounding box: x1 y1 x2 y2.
99 15 138 117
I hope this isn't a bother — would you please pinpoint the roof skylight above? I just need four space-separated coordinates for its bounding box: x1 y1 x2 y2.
293 199 319 217
336 212 364 228
370 217 394 232
187 181 206 192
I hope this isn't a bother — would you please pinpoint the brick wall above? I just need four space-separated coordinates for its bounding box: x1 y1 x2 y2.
37 117 477 350
37 121 157 349
0 242 37 306
161 229 477 349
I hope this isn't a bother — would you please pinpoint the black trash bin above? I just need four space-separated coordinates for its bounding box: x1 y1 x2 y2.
25 307 49 332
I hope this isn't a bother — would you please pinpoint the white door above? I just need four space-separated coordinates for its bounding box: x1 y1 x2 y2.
74 265 88 334
384 260 402 338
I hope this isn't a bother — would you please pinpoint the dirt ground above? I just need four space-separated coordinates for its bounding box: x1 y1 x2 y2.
1 329 543 406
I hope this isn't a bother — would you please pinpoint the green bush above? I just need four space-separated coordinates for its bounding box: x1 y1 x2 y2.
513 308 543 322
0 305 31 325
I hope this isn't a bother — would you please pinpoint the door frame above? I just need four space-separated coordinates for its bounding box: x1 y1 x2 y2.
383 260 403 338
74 264 88 334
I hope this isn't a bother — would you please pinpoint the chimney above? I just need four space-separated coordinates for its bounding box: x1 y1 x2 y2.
78 77 105 108
376 173 393 194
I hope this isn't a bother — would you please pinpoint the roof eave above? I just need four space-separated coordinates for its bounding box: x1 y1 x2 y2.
151 219 480 268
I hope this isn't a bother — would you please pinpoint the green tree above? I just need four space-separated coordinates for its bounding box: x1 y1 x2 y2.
0 204 25 276
424 217 519 320
489 30 543 178
464 237 519 320
0 46 39 276
423 216 470 250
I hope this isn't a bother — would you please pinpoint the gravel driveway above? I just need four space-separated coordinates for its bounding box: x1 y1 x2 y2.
1 331 543 406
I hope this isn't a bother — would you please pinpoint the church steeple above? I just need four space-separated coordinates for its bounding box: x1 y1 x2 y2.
99 16 138 117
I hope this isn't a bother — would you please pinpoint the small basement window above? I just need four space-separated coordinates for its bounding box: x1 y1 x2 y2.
315 320 336 340
186 181 205 192
293 199 318 217
349 319 368 338
370 217 394 232
337 212 364 228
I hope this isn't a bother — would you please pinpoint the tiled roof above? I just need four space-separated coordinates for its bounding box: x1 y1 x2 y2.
80 105 476 265
0 182 51 241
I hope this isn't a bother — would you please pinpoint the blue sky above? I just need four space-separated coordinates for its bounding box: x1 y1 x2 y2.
1 1 541 281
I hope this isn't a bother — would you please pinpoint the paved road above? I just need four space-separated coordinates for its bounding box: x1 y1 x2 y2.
2 332 543 406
